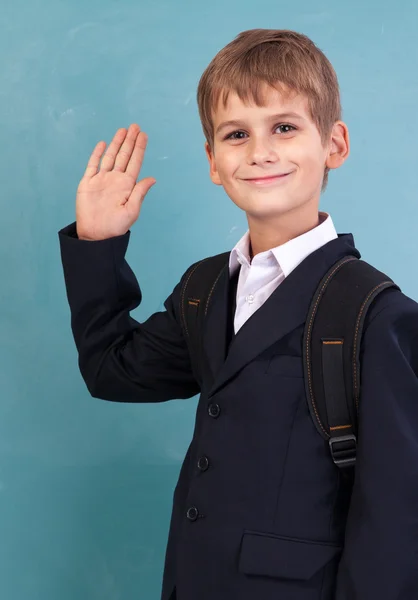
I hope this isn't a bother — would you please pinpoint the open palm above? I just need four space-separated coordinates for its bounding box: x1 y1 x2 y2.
76 124 156 241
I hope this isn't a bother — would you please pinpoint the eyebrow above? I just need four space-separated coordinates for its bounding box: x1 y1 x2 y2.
215 112 305 135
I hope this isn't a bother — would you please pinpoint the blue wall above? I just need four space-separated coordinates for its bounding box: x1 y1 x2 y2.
1 0 417 598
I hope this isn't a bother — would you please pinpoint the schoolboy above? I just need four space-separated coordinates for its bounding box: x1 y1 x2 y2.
58 29 418 600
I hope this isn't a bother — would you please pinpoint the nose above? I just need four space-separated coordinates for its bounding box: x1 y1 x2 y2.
247 135 279 165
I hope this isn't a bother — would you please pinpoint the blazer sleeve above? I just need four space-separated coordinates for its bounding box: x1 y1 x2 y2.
335 292 418 599
58 222 200 403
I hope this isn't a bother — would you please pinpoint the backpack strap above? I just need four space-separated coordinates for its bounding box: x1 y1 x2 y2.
303 256 401 469
180 252 230 383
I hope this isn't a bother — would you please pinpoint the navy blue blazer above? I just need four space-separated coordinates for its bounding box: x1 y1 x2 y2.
59 222 418 600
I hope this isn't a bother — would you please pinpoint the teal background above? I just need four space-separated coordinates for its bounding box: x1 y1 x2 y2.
1 0 417 598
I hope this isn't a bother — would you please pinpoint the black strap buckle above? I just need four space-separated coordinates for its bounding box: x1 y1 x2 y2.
329 434 357 468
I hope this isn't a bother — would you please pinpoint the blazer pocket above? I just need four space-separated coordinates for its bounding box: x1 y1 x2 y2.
265 354 304 378
238 531 342 581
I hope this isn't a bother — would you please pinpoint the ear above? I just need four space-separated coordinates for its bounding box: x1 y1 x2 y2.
205 141 222 186
325 121 350 170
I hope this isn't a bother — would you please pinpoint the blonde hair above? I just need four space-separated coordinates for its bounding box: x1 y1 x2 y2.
197 29 342 189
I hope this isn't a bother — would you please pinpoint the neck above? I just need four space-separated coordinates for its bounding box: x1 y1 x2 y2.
247 207 325 260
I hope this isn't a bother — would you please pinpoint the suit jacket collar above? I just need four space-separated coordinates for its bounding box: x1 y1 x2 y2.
203 233 361 398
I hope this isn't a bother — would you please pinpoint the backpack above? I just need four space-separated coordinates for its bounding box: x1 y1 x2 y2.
180 252 400 470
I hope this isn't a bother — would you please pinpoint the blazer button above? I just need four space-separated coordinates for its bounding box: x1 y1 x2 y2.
197 456 209 471
208 403 221 418
186 506 199 521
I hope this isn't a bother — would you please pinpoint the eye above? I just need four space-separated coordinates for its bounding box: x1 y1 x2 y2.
224 123 296 141
224 130 247 141
275 123 296 134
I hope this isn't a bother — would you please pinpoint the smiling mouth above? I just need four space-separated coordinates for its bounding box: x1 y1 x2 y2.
242 172 292 185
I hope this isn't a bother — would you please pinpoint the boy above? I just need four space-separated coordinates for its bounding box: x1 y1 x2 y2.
59 29 418 600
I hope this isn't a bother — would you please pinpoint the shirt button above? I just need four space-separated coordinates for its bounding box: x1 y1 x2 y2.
197 456 210 471
208 403 221 418
186 506 199 521
246 294 255 304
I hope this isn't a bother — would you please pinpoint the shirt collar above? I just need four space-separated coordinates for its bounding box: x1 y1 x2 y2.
229 211 338 277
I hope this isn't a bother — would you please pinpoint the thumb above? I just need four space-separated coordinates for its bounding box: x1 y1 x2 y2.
127 177 156 215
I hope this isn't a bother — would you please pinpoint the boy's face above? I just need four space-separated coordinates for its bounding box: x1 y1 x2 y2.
205 84 348 226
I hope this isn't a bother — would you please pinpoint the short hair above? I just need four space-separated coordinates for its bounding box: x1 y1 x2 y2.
197 29 342 190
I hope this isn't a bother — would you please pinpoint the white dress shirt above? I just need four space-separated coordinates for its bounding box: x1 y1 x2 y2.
229 211 338 334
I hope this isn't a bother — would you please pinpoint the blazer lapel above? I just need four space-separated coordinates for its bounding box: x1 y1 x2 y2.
203 233 361 398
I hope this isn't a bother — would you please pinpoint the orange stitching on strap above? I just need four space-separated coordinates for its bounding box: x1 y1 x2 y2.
330 424 352 431
306 257 357 439
322 340 343 345
352 281 393 413
205 266 227 317
181 258 212 337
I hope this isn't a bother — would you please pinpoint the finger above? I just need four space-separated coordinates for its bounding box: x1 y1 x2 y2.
100 128 128 172
113 124 141 172
83 141 106 179
126 177 156 216
125 131 148 180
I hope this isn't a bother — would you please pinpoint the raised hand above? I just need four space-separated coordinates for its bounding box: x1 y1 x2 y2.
76 124 156 240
